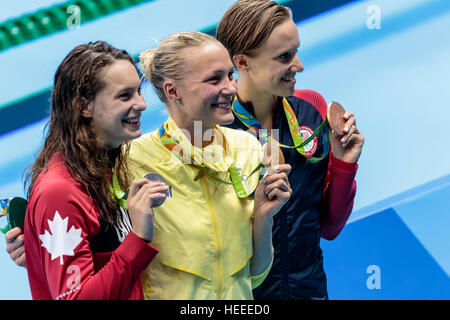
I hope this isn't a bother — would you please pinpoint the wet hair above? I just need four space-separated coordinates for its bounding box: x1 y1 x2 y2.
25 41 134 225
216 0 292 59
139 31 219 103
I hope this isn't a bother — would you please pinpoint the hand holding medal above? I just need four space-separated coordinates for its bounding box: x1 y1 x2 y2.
327 101 365 163
328 101 347 135
125 174 169 242
142 173 169 208
2 197 27 267
253 142 292 219
1 197 27 235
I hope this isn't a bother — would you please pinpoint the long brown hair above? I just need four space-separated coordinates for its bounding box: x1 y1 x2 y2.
25 41 133 225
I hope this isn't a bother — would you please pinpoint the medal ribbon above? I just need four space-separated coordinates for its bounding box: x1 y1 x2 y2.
159 123 262 199
232 96 330 163
110 169 131 210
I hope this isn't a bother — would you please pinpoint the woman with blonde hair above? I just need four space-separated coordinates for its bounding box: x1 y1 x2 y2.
128 31 292 299
216 0 365 299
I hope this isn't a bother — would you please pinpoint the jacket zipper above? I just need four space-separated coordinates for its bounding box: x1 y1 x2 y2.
280 199 289 299
201 179 222 299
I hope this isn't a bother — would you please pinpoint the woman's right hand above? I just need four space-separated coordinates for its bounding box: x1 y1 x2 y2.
126 178 168 242
5 227 26 268
253 164 292 221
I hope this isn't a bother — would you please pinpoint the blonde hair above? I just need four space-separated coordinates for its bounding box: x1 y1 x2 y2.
216 0 292 59
140 31 219 103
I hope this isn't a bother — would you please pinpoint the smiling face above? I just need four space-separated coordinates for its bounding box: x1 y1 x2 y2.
84 59 146 149
171 42 237 131
245 19 303 98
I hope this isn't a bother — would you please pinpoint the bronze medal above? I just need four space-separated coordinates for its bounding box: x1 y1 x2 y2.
328 101 346 135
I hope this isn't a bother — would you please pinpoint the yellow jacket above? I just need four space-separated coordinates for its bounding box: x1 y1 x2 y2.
128 117 267 299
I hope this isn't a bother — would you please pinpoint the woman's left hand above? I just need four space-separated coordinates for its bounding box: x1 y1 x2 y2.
250 164 292 276
5 227 26 268
253 164 292 221
330 112 365 163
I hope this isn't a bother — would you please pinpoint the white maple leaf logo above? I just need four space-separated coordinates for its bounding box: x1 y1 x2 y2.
39 211 83 265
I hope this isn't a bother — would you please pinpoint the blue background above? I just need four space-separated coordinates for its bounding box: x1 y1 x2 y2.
0 0 449 299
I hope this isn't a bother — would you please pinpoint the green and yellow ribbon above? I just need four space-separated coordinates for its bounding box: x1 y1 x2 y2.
159 123 262 199
232 96 330 163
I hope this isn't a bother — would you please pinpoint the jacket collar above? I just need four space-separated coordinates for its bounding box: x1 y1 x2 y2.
163 116 235 173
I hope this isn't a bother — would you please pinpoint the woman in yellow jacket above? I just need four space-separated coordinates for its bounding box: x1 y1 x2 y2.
122 31 292 299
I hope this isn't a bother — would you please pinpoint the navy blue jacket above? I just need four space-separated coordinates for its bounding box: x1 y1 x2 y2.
226 89 357 299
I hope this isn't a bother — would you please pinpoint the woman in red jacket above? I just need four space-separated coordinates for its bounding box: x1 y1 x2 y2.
17 41 165 299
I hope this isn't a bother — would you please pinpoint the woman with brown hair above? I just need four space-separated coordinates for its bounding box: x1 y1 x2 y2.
21 41 166 299
216 0 365 299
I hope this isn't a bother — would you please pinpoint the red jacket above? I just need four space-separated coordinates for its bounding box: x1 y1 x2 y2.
24 155 158 300
295 89 357 240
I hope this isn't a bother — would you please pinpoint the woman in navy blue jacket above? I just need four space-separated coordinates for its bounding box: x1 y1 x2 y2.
217 0 365 299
